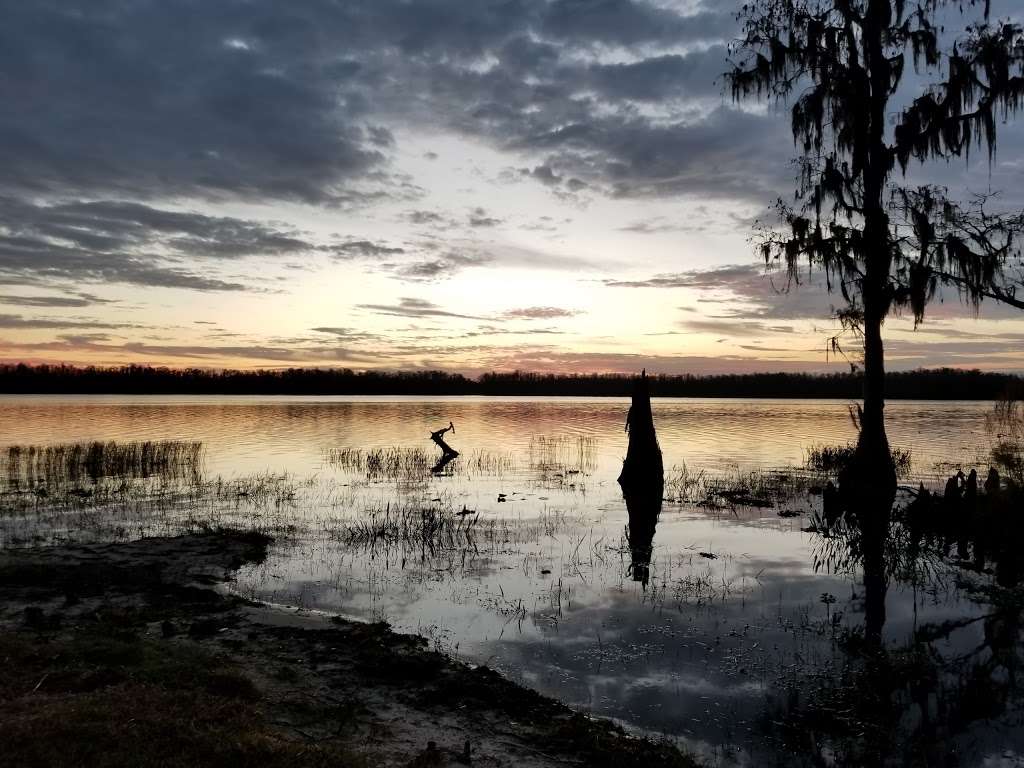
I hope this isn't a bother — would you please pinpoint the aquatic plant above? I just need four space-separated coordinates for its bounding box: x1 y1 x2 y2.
528 434 596 474
2 440 203 490
987 389 1024 484
324 446 516 481
665 461 816 509
805 444 912 478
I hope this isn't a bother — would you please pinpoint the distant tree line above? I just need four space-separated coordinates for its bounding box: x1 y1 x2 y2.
0 363 1020 399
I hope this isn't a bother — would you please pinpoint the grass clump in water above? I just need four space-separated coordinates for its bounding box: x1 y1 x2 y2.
2 440 203 491
805 443 912 477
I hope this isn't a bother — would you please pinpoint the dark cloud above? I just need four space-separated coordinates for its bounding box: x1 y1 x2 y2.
0 2 392 204
0 313 141 331
585 47 728 102
531 165 562 187
0 0 772 210
384 250 495 281
0 197 311 291
502 306 582 319
613 262 1024 329
467 208 503 228
0 292 110 308
539 1 732 46
331 240 407 258
6 0 1020 215
0 338 382 365
679 319 796 337
617 217 685 234
403 210 451 226
606 264 773 290
355 297 484 320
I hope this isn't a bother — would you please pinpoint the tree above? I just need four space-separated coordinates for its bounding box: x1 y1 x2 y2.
728 0 1024 493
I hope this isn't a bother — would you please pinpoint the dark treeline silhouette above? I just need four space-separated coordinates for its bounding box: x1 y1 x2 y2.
0 363 1021 399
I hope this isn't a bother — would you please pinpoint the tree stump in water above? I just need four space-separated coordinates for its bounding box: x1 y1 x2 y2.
618 371 663 487
429 422 459 474
619 371 664 587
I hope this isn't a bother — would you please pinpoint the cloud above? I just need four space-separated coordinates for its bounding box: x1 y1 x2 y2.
7 0 1021 216
403 210 451 227
607 263 840 324
0 336 386 365
0 292 111 308
0 0 785 211
0 3 393 204
0 197 312 291
502 306 582 319
331 240 407 258
467 208 503 228
606 264 775 290
355 297 484 320
0 313 142 331
617 217 685 234
679 319 795 336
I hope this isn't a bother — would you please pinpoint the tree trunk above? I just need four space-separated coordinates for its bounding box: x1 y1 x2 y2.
855 1 898 499
619 371 664 589
854 286 896 495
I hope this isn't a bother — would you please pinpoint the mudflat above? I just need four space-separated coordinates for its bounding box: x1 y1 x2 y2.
0 529 697 767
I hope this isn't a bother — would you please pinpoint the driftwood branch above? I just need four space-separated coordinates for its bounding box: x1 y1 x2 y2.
429 421 459 474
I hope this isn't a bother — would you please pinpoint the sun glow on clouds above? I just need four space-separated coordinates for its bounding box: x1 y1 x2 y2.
0 0 1022 373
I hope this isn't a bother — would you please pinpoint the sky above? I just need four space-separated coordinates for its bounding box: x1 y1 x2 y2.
1 0 1023 375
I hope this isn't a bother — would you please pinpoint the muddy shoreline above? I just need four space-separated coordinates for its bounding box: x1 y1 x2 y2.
0 529 697 767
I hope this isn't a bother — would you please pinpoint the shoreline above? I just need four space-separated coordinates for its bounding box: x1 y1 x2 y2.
0 392 1011 401
0 528 698 767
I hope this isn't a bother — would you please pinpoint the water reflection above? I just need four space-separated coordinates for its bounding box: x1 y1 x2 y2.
778 468 1024 766
2 396 1020 766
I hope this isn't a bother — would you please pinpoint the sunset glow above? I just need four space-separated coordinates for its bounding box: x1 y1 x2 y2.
1 1 1022 374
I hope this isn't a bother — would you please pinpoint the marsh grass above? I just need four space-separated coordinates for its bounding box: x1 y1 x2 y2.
664 461 815 508
987 393 1024 483
2 440 203 490
328 502 480 548
529 434 596 474
324 446 516 482
804 443 912 477
0 467 310 549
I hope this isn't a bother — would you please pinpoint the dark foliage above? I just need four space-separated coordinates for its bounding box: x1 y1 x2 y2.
727 0 1024 485
0 363 1019 399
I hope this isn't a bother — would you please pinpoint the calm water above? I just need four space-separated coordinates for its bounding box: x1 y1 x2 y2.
1 396 1018 766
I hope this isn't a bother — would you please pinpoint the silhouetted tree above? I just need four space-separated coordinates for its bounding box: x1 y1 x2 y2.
0 363 1020 398
728 0 1024 493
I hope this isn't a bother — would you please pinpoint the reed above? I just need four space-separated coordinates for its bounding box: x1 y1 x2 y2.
328 502 481 549
324 445 516 480
2 440 203 490
804 443 912 477
528 434 596 472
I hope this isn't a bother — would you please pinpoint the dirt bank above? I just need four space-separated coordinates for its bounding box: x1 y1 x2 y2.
0 529 697 767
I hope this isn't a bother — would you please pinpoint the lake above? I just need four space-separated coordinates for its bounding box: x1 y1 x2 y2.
1 395 1019 767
